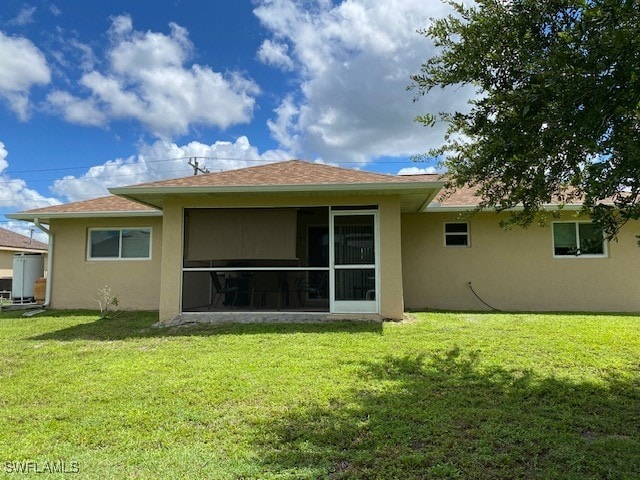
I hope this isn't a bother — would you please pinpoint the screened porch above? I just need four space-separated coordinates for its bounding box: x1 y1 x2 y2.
181 206 378 314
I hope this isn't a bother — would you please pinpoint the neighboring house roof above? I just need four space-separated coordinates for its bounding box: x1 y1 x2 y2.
7 195 162 222
110 160 446 211
0 226 48 252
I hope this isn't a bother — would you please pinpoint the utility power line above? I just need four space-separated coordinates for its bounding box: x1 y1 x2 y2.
0 168 195 185
188 157 209 175
3 155 432 176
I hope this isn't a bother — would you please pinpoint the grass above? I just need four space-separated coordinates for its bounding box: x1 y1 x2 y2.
0 310 638 479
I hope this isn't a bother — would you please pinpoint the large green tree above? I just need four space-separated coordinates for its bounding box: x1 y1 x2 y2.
411 0 640 237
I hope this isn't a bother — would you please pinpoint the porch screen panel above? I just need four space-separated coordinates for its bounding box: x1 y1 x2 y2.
240 209 296 259
187 210 242 260
335 269 375 301
334 220 375 265
186 208 296 261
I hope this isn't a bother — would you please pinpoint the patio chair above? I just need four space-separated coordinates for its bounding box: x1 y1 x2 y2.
208 272 238 309
250 271 279 309
295 271 328 308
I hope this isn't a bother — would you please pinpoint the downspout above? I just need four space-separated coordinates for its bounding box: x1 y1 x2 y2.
34 218 53 307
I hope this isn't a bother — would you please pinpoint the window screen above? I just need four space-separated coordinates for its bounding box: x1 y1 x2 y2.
121 229 151 258
90 230 120 258
444 222 469 247
552 223 578 255
89 228 151 260
578 223 604 255
553 222 604 257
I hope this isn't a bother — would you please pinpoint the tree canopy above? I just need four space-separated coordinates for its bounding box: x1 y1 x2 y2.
411 0 640 237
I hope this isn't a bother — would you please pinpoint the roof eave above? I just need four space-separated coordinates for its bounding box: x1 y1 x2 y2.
109 181 446 197
0 246 48 253
6 210 163 222
423 204 587 212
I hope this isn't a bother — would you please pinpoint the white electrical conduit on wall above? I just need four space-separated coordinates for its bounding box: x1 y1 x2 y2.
33 218 53 307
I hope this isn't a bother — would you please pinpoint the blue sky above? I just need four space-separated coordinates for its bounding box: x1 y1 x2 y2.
0 0 472 237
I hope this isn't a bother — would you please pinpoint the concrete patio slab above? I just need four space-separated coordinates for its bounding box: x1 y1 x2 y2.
155 311 385 327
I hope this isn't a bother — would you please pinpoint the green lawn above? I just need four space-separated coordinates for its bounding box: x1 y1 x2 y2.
0 310 638 479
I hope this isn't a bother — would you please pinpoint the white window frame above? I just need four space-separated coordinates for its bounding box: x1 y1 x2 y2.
551 221 607 259
87 227 152 261
444 222 470 248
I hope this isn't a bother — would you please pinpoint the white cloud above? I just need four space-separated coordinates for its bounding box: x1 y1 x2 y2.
109 14 133 37
257 40 294 71
0 142 60 211
9 6 36 26
108 20 191 73
47 15 260 138
51 136 291 201
0 32 51 120
397 166 438 175
69 39 96 71
0 143 7 173
50 4 62 16
46 90 106 126
266 95 300 152
254 0 474 164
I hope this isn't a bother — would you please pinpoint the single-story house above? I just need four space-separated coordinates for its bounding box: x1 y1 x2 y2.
0 227 48 294
8 160 640 322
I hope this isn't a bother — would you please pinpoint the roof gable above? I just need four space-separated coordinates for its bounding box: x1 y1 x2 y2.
109 160 445 211
128 160 440 188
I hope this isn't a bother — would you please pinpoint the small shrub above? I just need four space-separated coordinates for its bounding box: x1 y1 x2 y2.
95 285 119 318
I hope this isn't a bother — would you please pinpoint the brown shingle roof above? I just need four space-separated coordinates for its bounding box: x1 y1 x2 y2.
430 184 482 208
397 173 483 208
427 183 606 209
0 227 48 251
11 162 448 219
18 195 159 215
129 160 441 188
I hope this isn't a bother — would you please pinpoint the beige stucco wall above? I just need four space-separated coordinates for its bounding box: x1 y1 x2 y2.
378 197 404 319
159 201 182 320
402 211 640 312
158 194 405 322
49 217 162 310
0 250 13 278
